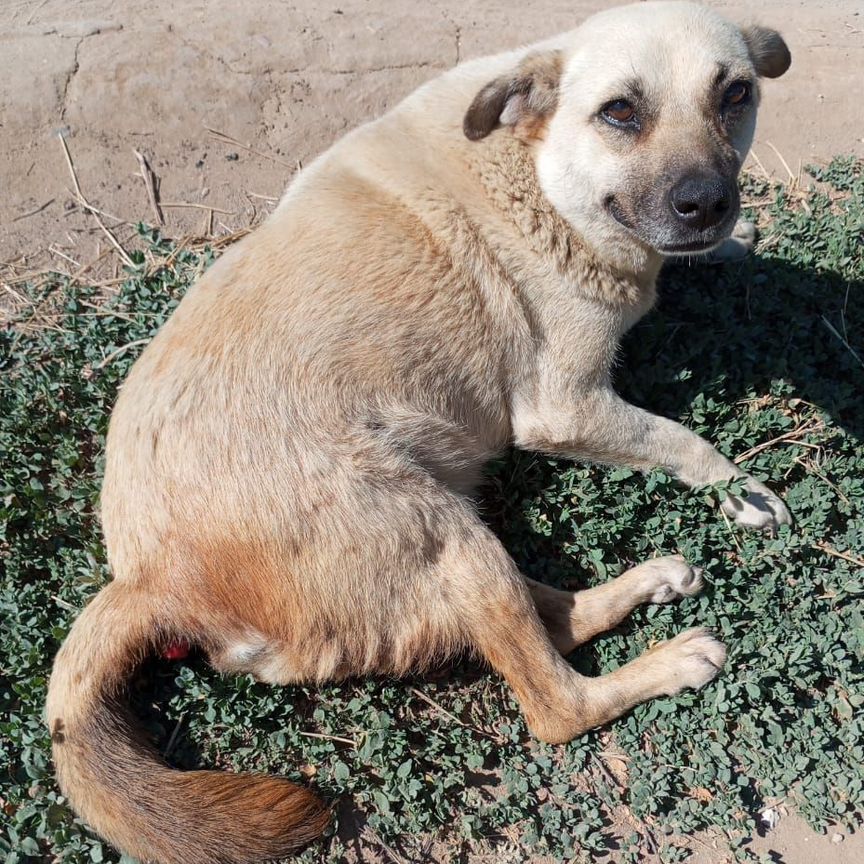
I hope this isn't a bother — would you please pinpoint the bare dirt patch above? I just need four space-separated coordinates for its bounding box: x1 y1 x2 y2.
2 0 862 280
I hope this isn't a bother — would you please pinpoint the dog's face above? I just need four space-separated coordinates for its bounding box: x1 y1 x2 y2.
464 2 790 264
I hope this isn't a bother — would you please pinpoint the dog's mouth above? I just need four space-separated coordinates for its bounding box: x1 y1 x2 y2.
654 238 721 254
604 195 736 256
605 196 636 233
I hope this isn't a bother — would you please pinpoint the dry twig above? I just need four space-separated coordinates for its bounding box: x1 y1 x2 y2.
133 149 164 226
163 712 187 759
409 686 501 741
206 126 294 169
297 731 357 747
821 315 864 371
814 542 864 570
93 338 150 370
734 419 824 465
160 201 235 215
58 133 135 268
11 199 55 223
362 827 408 864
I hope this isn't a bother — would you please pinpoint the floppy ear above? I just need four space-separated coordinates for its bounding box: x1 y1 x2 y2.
463 51 563 141
741 26 791 78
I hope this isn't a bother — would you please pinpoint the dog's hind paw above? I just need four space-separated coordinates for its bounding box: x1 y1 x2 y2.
653 627 727 694
637 555 704 604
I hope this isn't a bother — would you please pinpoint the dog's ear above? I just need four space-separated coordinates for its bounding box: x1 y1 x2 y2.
741 26 791 78
463 51 563 141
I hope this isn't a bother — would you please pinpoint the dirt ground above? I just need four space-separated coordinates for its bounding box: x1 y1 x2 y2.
2 0 863 274
1 0 862 861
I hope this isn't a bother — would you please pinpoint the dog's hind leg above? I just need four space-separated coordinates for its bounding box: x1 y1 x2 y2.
195 468 721 746
524 555 704 654
436 515 724 743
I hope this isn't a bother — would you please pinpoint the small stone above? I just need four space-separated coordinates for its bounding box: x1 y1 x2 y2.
832 833 844 844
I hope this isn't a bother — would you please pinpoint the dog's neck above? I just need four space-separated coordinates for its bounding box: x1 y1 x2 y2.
469 133 661 308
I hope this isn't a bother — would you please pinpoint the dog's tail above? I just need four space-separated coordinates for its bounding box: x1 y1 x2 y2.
47 580 329 864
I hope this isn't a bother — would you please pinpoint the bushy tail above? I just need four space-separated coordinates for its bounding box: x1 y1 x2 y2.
46 581 329 864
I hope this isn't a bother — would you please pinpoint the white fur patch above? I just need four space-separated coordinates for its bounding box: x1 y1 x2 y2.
225 634 268 665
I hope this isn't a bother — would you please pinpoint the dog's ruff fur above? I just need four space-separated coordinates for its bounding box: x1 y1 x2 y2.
47 4 790 862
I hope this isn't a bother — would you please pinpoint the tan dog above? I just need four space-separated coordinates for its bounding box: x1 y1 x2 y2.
47 3 791 862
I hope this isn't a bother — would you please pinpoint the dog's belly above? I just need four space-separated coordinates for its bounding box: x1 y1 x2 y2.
160 459 478 686
209 608 460 685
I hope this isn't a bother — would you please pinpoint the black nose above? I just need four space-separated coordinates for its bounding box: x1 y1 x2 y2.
669 173 733 230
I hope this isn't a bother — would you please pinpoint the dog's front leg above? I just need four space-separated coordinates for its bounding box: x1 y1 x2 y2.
515 387 791 531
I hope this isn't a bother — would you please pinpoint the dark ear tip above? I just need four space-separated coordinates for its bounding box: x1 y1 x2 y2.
463 119 487 142
462 79 508 142
743 26 791 78
772 40 792 78
761 32 791 78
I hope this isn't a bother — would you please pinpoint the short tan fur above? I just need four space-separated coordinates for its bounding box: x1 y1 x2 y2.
47 4 790 862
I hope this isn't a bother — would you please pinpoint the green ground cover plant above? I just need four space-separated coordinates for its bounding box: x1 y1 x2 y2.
1 158 862 863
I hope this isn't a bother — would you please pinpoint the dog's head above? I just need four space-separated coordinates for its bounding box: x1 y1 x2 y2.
463 2 790 264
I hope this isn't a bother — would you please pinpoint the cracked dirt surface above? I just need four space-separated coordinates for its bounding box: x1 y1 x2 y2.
1 1 863 860
1 0 862 271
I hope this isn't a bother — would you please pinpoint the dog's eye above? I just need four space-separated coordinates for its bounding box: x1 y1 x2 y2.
723 81 751 109
601 100 637 126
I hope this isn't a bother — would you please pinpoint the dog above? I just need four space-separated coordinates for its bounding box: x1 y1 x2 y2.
47 3 790 862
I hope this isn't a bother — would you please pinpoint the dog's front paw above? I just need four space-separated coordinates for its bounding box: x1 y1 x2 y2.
707 219 756 264
720 476 792 532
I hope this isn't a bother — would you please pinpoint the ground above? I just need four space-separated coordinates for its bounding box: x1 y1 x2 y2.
1 2 862 863
1 0 863 271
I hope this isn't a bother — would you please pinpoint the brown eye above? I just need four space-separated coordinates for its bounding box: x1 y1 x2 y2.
724 81 751 108
602 99 637 126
